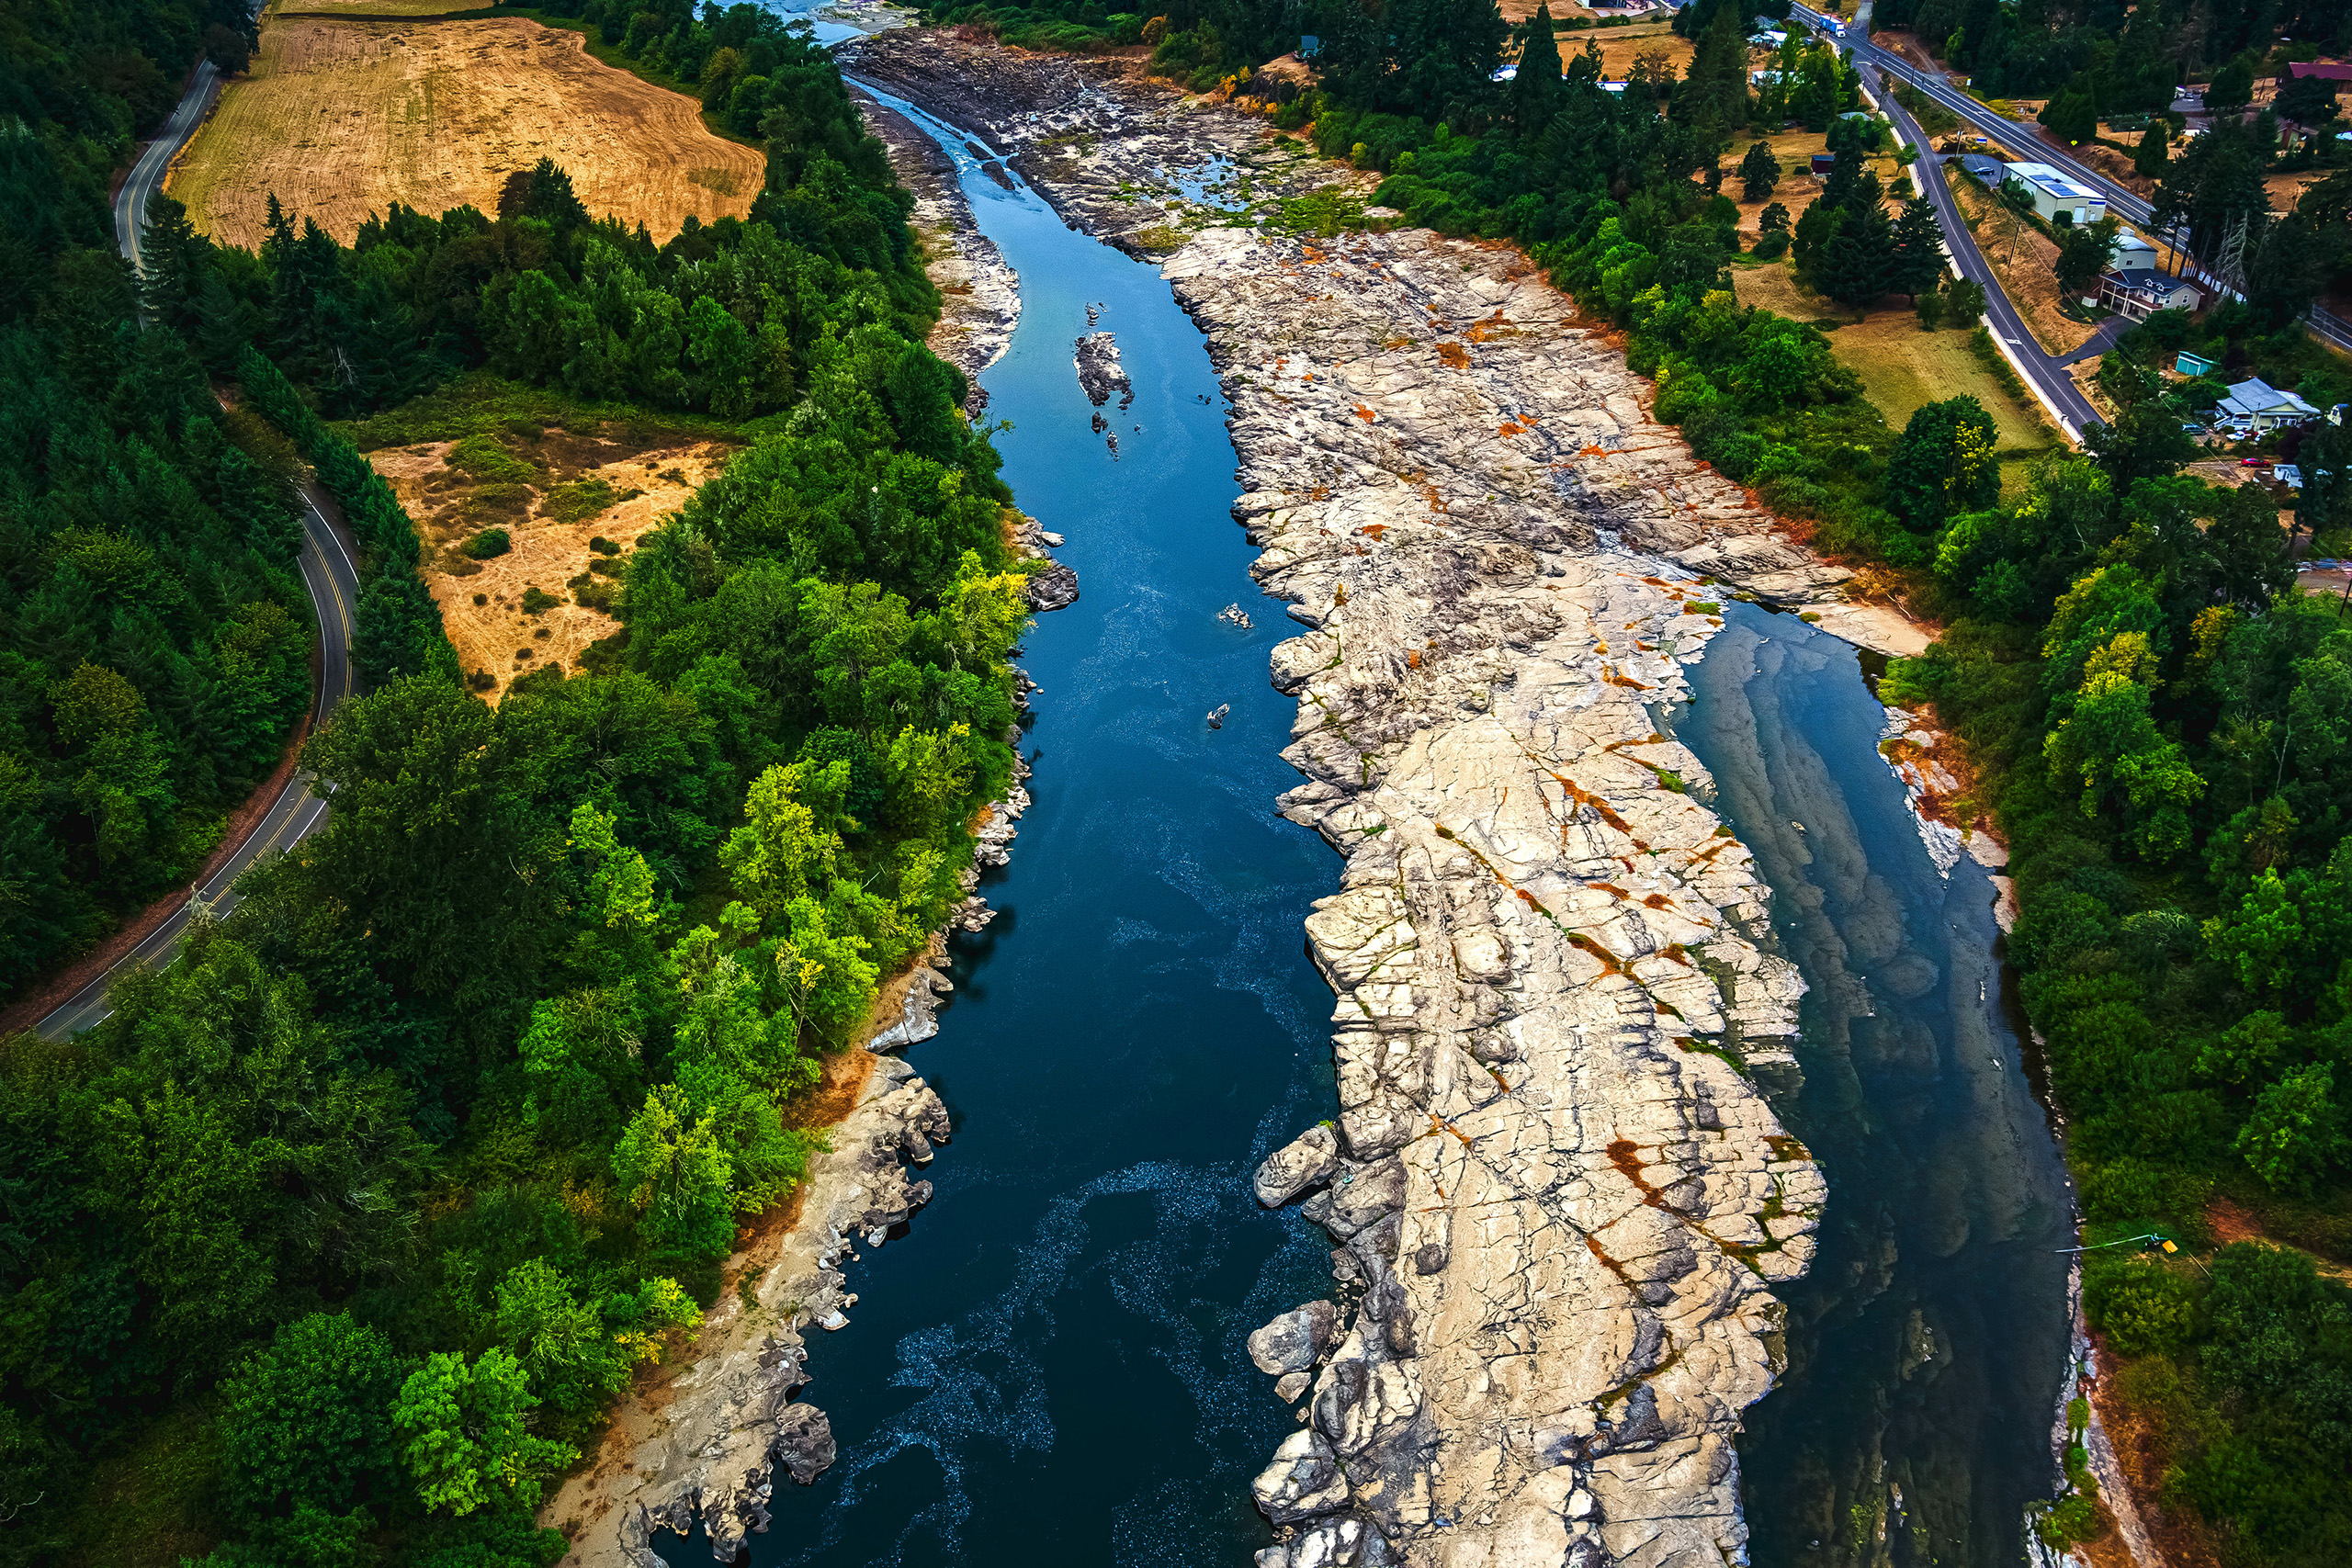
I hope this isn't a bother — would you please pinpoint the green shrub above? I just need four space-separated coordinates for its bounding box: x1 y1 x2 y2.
461 527 512 559
2084 1256 2199 1357
541 477 617 524
519 585 560 615
446 434 539 484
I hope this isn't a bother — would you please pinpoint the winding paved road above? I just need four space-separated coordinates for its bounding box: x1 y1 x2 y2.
39 54 363 1040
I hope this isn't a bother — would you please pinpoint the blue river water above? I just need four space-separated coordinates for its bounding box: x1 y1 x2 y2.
651 88 2073 1568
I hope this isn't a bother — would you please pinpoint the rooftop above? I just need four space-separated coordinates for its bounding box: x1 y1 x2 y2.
2105 268 2189 293
2217 377 2323 418
2004 162 2104 201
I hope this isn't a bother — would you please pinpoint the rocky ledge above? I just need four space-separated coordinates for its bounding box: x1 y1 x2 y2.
846 30 1849 1568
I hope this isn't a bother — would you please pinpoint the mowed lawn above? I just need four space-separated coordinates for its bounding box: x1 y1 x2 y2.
1733 255 2058 452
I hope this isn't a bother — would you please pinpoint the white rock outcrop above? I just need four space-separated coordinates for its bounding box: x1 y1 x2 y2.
841 32 1850 1566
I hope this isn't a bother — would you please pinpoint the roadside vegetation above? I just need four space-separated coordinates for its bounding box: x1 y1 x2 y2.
3 6 1035 1568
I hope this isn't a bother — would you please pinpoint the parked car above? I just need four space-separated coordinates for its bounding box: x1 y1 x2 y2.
2241 457 2273 468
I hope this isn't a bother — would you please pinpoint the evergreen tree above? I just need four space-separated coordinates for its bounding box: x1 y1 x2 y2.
1738 141 1781 201
139 194 212 335
1679 3 1750 135
2206 57 2256 114
2055 215 2121 296
1888 195 1945 299
1816 198 1896 304
1512 3 1564 140
521 156 592 230
1820 142 1880 215
2132 121 2168 178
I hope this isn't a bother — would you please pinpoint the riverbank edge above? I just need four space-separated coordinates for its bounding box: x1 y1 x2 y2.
538 739 1034 1566
837 31 1846 1567
540 101 1050 1555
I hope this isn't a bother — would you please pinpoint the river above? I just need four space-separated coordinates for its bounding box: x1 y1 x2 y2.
652 79 2073 1568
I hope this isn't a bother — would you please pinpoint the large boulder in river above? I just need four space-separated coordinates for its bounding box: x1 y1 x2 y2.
1250 1428 1349 1524
1248 1300 1339 1374
1253 1123 1340 1206
774 1403 836 1484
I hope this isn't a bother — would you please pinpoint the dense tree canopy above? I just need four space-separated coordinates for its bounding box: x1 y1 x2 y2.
0 9 1033 1565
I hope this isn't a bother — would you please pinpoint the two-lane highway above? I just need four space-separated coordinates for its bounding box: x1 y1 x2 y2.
38 44 363 1041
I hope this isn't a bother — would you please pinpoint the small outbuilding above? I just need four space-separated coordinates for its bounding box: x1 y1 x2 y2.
2176 350 2217 377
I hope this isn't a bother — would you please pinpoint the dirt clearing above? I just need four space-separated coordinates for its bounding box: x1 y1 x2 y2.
365 426 732 700
168 17 763 248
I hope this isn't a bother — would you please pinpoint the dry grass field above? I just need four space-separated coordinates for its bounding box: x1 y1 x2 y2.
1732 256 2056 452
366 428 731 700
1492 9 1694 79
272 0 492 15
168 17 763 248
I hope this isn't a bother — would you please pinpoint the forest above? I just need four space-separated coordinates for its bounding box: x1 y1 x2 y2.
1 4 1029 1565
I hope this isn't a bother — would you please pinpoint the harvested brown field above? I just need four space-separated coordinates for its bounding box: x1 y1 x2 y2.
277 0 492 14
167 16 763 248
1491 10 1694 79
366 426 733 701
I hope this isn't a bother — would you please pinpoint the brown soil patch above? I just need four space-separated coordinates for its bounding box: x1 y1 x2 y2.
2265 169 2325 212
1945 166 2104 355
2073 138 2155 199
167 17 763 248
1870 29 1941 73
366 430 731 701
2085 1343 2229 1568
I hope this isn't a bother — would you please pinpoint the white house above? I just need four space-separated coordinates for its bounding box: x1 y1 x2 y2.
2214 377 2323 432
2002 162 2107 224
2095 268 2201 321
2110 230 2158 268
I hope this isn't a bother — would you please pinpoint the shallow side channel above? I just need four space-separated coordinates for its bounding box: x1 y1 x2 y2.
1679 603 2074 1568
